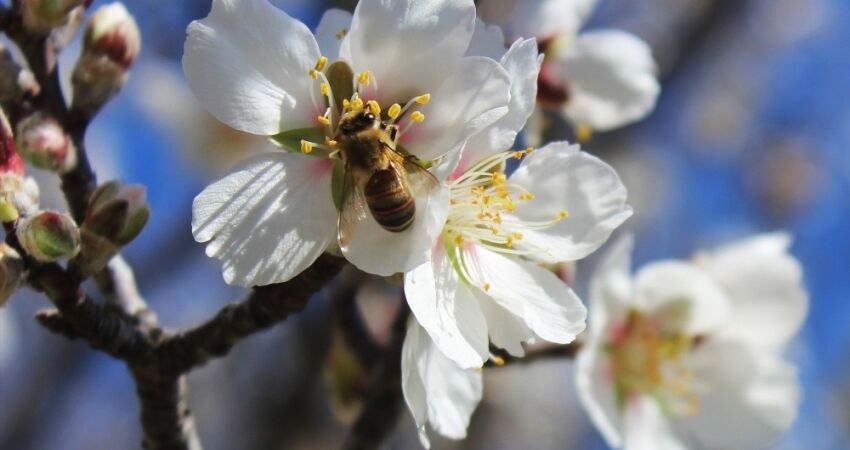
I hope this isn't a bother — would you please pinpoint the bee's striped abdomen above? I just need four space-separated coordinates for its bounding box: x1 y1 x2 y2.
364 169 415 232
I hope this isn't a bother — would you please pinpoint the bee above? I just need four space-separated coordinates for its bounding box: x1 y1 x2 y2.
336 109 438 246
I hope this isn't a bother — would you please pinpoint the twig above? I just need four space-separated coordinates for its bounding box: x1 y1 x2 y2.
342 301 409 450
95 255 158 327
487 342 583 369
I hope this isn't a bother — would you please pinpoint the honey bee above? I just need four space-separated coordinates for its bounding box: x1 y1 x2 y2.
336 109 438 246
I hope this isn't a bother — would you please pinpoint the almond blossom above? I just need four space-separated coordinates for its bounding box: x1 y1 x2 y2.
576 233 807 450
184 0 513 285
478 0 660 134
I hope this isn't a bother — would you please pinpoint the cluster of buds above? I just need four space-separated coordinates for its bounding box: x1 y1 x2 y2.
71 3 140 117
78 181 149 276
16 113 77 173
16 210 80 262
0 44 40 102
20 0 89 36
0 109 39 222
0 244 24 307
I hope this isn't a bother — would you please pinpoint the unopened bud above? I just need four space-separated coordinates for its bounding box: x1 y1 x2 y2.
0 244 24 307
0 109 36 222
0 44 40 102
79 181 149 274
0 109 24 177
16 113 77 173
17 210 80 262
71 2 140 117
21 0 86 35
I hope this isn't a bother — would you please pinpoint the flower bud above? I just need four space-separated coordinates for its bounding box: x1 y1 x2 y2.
15 113 77 173
71 3 140 117
21 0 87 35
78 181 149 275
0 44 40 102
17 210 80 262
0 109 37 222
0 244 25 307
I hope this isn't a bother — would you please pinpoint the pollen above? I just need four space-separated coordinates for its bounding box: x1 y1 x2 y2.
410 111 425 123
320 83 330 97
350 97 364 111
357 70 372 85
388 103 402 120
482 282 491 292
577 124 593 143
317 115 330 126
556 210 569 220
454 234 464 245
314 56 328 72
300 140 314 154
519 192 535 201
335 28 348 40
366 100 381 116
308 69 319 79
414 94 431 105
524 146 534 155
325 137 338 147
491 355 505 366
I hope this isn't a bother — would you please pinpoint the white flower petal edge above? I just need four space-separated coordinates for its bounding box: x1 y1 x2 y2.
342 0 476 105
699 233 808 350
314 8 352 62
405 244 489 369
183 0 321 134
402 321 483 449
191 153 337 286
554 30 660 131
463 38 543 167
478 0 599 41
509 142 633 263
465 18 507 60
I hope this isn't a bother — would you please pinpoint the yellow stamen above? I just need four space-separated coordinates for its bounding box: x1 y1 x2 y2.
317 115 330 126
309 69 319 79
350 97 364 111
576 124 593 143
300 140 314 154
454 234 464 245
325 138 338 147
320 83 330 97
410 111 425 123
414 93 431 105
491 355 505 366
524 146 534 155
482 282 491 292
367 100 381 116
314 56 328 71
557 210 569 220
388 103 402 120
335 28 348 40
357 70 372 85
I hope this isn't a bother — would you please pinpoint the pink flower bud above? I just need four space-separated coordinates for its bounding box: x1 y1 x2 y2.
16 113 77 173
79 181 149 275
17 210 80 262
0 109 24 177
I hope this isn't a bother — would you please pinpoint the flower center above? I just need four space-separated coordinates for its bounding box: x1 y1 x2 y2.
605 309 704 417
300 56 431 156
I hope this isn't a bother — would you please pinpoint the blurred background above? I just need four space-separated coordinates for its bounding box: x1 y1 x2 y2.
1 0 848 448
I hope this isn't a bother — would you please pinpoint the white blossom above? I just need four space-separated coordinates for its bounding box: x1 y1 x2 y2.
576 233 807 450
184 0 512 285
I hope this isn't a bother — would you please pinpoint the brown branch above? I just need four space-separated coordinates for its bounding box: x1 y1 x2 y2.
342 301 409 450
94 254 158 327
486 342 583 369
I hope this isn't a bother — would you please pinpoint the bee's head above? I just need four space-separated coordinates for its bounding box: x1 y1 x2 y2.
338 110 379 135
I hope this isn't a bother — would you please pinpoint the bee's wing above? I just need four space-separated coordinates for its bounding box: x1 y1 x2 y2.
401 157 440 197
338 167 369 248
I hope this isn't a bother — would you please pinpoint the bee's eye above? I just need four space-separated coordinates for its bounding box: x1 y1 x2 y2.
340 122 355 133
363 112 375 122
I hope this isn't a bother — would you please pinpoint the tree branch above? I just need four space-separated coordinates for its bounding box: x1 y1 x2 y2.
487 342 583 369
330 266 382 369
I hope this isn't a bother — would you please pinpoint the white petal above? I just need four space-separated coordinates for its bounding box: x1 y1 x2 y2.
402 322 484 445
342 0 476 105
192 153 336 286
699 233 808 350
588 234 635 335
314 8 352 62
342 179 449 276
403 56 511 162
509 142 633 263
555 30 660 131
183 0 322 134
632 261 731 335
465 18 507 60
682 339 801 449
575 336 623 448
478 0 598 40
474 289 533 356
466 246 587 344
404 245 489 369
402 321 432 448
463 38 542 164
622 396 688 450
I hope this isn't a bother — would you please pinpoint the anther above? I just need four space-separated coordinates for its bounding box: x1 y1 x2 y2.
314 56 328 71
357 70 371 85
367 100 381 116
320 83 330 97
576 124 593 143
557 210 569 220
325 137 338 147
414 94 431 105
317 115 330 126
300 140 314 154
491 355 505 366
350 97 364 110
335 28 348 40
410 111 425 122
482 282 491 292
454 234 464 245
309 69 319 79
388 103 402 120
